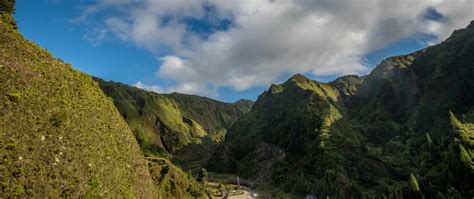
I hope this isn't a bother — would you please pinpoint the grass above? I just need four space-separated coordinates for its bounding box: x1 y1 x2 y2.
0 13 157 197
95 78 251 170
215 21 474 197
146 156 208 198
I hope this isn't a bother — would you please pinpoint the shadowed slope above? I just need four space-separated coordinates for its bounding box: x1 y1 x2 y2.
215 21 474 198
95 79 252 172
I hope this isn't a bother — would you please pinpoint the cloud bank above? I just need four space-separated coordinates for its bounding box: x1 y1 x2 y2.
78 0 474 96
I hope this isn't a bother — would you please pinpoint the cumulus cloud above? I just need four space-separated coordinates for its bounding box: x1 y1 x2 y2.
78 0 474 96
135 80 218 97
134 81 163 93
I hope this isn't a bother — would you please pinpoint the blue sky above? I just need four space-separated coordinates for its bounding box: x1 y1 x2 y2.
14 0 473 102
15 1 158 86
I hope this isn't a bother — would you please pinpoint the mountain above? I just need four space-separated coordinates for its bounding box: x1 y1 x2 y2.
213 74 367 197
0 13 154 197
212 21 474 197
232 99 254 112
3 0 473 197
0 12 207 198
95 79 252 171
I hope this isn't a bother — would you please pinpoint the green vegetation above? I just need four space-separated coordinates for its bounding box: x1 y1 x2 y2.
146 157 208 198
2 0 473 197
0 10 208 198
458 144 472 170
0 0 15 14
0 13 157 197
210 21 474 197
409 173 420 192
450 112 473 180
232 99 254 112
198 168 208 184
95 78 251 171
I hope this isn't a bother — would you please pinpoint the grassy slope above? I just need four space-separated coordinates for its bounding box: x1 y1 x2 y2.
0 14 157 197
219 74 367 197
351 21 474 197
147 157 209 198
95 79 251 171
218 22 474 197
0 13 209 198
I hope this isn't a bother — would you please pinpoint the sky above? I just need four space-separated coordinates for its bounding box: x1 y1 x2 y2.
14 0 474 102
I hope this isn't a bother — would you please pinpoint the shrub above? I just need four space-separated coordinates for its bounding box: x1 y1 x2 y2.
458 144 473 170
7 91 21 102
409 173 420 192
50 111 70 128
0 0 15 14
198 168 208 184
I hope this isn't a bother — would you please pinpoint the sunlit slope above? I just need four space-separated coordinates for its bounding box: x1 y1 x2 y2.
217 21 474 198
0 14 156 197
96 79 251 170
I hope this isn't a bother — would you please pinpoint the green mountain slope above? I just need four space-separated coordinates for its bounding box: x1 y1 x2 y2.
232 99 254 112
349 20 474 197
215 21 474 197
95 79 251 171
3 1 472 197
0 14 156 197
0 12 208 198
216 74 369 197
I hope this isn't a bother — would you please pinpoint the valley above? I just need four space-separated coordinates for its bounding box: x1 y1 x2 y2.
1 1 473 198
94 20 474 198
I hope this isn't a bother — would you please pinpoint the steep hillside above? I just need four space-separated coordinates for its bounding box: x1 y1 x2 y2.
0 12 209 198
0 13 156 197
348 20 474 197
215 74 372 197
95 79 251 170
232 99 254 112
215 21 474 198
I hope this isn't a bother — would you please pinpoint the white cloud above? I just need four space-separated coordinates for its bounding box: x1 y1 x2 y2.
157 56 195 80
79 0 474 97
134 81 218 97
134 81 163 93
168 82 219 97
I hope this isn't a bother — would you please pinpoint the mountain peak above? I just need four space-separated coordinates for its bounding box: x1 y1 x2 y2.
233 99 254 105
233 99 254 111
287 73 310 83
468 20 474 29
283 73 316 89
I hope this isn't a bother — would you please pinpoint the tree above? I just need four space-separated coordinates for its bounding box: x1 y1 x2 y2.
0 0 15 14
409 173 420 192
449 111 462 129
425 133 433 146
198 168 208 184
458 144 473 170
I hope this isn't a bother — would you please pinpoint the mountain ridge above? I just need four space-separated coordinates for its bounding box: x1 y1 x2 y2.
2 1 473 197
209 20 474 197
0 11 208 198
95 78 252 172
